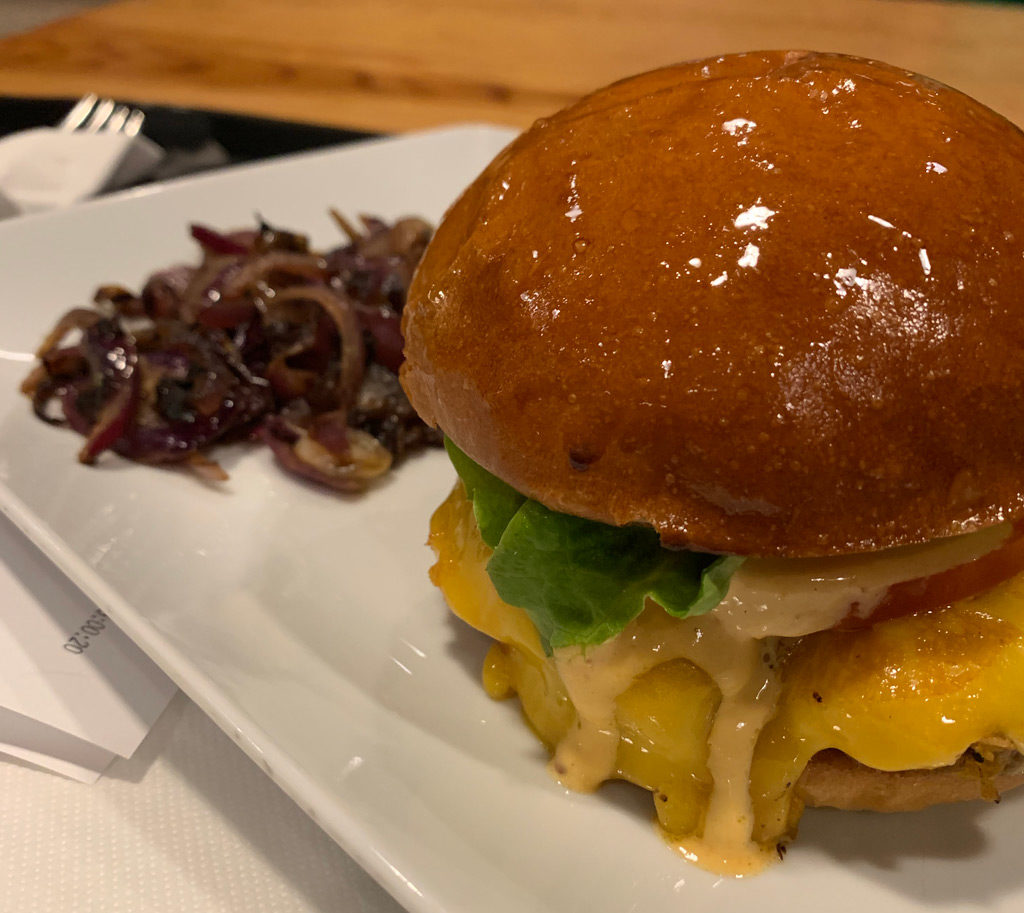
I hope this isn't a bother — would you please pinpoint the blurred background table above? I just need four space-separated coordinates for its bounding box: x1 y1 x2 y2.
2 0 1024 132
1 1 1024 912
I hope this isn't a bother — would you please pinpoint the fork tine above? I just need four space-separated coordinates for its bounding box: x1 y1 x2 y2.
82 98 116 133
122 108 146 137
58 93 99 131
103 105 131 134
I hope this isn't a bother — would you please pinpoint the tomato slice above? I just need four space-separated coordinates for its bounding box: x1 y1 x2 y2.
838 524 1024 630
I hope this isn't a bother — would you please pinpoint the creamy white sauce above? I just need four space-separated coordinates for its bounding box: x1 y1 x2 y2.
676 626 777 875
716 523 1011 638
552 608 778 873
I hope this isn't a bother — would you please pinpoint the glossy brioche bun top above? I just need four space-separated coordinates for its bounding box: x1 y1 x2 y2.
400 50 1024 557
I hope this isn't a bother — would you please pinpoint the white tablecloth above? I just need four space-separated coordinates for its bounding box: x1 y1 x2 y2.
0 692 406 912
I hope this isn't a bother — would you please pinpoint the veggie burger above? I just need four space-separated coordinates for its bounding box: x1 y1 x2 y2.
399 50 1024 873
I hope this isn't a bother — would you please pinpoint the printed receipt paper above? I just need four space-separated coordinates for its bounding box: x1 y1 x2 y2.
0 513 176 782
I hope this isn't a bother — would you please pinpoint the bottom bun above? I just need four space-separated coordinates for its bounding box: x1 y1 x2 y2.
798 742 1024 812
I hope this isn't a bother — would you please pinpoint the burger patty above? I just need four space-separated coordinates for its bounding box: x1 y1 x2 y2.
799 741 1024 812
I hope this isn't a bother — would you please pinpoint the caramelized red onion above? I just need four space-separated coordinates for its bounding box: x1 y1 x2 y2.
271 284 366 411
22 215 442 492
260 413 393 493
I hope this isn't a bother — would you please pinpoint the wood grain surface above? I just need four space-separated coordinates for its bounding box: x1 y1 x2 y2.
0 0 1023 132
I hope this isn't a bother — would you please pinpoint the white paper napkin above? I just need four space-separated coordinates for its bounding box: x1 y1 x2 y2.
0 126 163 214
0 512 177 781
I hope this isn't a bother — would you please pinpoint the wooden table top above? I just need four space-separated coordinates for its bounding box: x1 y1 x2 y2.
1 0 1024 133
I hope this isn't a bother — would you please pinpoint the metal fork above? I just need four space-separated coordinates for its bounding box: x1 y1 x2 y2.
59 94 146 137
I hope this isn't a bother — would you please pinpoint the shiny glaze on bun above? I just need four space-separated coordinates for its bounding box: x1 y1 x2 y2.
401 50 1024 556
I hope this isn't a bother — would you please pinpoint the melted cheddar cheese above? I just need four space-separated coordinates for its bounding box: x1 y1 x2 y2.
429 484 1024 871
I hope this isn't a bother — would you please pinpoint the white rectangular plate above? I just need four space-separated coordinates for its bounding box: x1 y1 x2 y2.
2 126 1023 913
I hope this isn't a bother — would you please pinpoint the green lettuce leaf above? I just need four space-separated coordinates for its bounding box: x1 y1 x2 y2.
445 439 744 652
444 437 525 547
